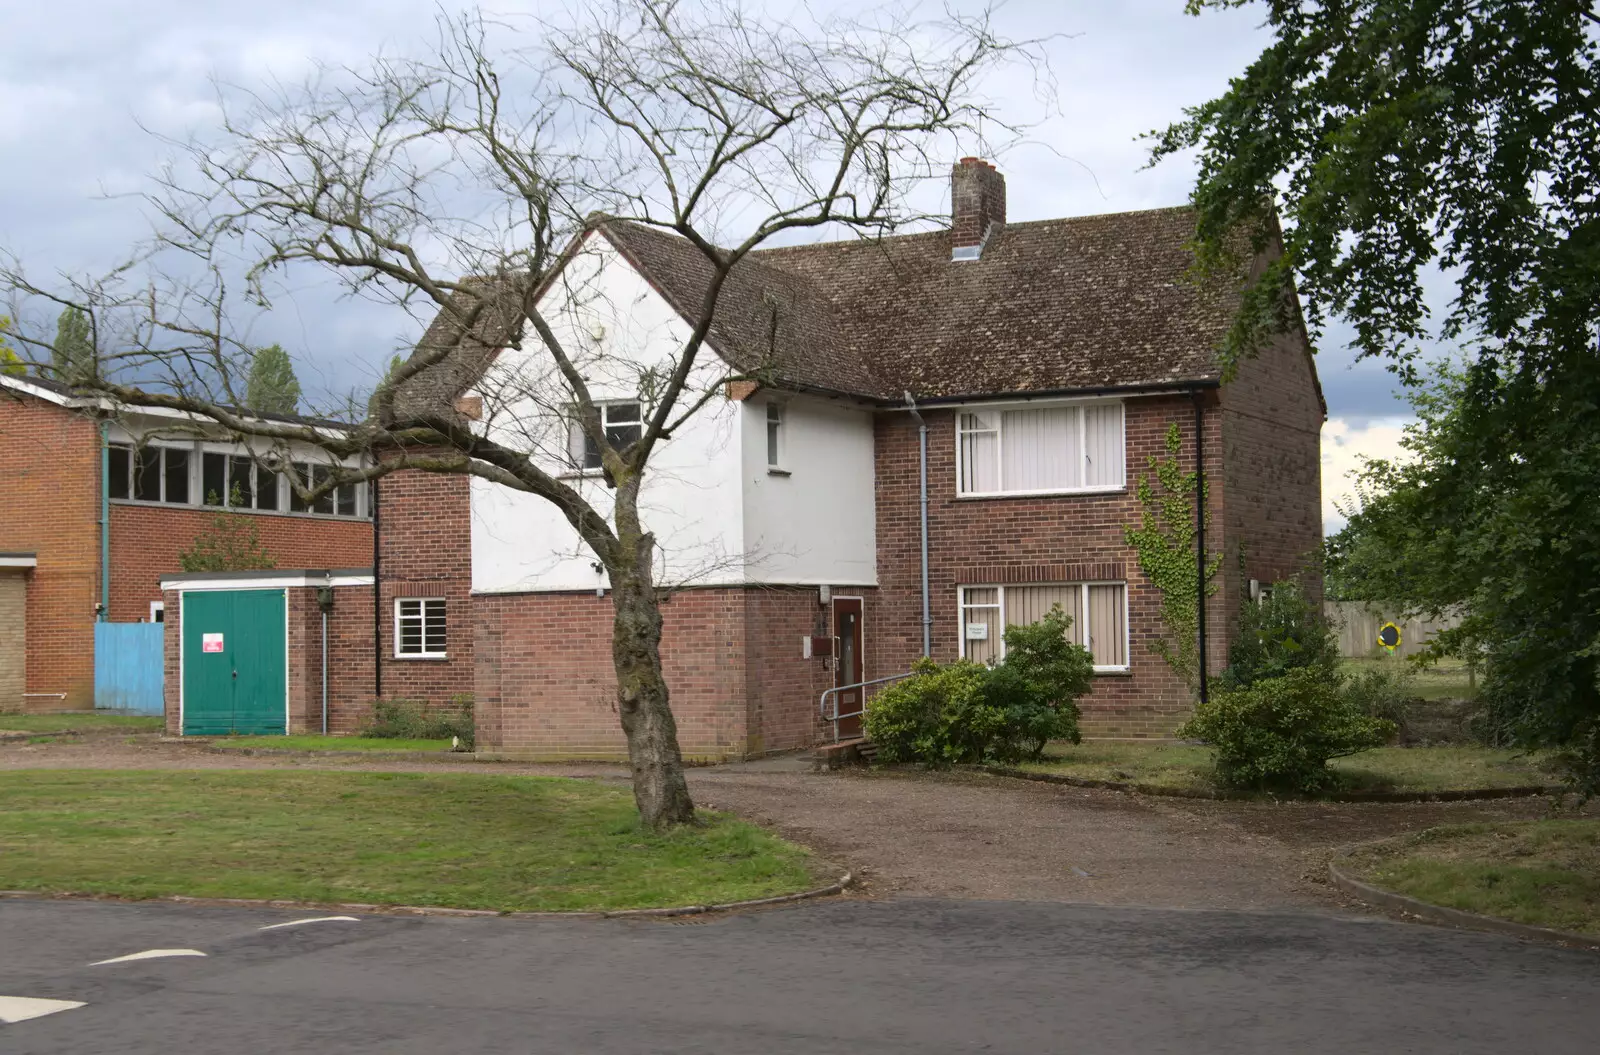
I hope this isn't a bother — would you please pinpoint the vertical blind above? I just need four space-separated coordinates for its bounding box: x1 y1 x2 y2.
958 402 1124 494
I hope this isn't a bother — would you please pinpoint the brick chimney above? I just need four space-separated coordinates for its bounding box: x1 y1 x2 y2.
950 157 1006 261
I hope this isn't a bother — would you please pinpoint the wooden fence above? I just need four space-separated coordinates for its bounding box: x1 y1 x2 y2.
1323 602 1461 659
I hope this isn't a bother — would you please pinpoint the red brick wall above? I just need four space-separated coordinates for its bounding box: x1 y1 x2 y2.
0 394 99 709
109 505 370 623
1218 327 1326 644
871 395 1228 738
376 469 474 706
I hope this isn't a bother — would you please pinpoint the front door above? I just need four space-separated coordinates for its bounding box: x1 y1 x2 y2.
832 597 865 739
182 589 287 736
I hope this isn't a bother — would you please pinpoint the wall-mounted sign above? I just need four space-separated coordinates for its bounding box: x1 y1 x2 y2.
202 633 225 654
965 623 989 641
1377 623 1401 654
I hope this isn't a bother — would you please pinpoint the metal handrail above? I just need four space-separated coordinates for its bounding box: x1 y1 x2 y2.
819 672 914 743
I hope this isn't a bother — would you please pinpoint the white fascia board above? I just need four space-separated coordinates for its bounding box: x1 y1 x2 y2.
0 374 75 406
0 555 39 568
162 572 375 592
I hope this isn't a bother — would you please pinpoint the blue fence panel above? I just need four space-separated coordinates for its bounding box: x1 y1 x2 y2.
94 622 165 715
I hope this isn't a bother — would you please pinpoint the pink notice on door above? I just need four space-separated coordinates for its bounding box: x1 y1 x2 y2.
201 633 225 654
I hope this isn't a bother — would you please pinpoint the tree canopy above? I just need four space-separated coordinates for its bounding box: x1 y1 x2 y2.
51 305 95 382
1157 0 1600 792
245 344 302 415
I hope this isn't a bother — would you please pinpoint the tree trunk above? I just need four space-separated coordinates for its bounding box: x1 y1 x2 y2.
609 538 696 829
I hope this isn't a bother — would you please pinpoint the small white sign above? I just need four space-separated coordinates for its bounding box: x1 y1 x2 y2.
965 623 989 641
202 633 225 654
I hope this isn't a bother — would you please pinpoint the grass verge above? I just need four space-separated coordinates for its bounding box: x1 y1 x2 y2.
1345 820 1600 937
1019 741 1551 794
0 771 821 912
0 713 165 734
210 735 452 753
1340 657 1478 701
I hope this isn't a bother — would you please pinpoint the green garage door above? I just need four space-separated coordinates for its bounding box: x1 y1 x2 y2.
182 589 288 736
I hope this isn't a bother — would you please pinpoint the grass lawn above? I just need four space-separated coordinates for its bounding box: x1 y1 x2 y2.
1018 741 1552 794
0 771 821 912
0 713 165 734
1346 820 1600 937
210 735 453 753
1341 656 1478 701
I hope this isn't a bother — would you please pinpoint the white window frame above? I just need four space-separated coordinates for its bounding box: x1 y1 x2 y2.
957 582 1130 672
954 398 1125 498
149 601 165 623
569 401 644 472
766 401 784 470
107 442 196 507
394 597 448 659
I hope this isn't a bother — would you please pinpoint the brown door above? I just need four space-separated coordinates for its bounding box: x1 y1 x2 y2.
832 597 865 739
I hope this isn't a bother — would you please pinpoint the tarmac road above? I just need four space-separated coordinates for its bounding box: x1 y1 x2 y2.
1 895 1595 1054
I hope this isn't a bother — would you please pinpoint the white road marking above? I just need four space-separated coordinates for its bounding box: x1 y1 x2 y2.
89 949 207 966
0 996 87 1024
258 916 361 931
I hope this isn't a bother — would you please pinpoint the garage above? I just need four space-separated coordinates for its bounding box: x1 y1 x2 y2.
180 588 288 735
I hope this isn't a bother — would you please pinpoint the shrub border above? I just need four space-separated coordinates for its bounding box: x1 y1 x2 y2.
1327 846 1598 950
976 764 1559 803
0 872 855 921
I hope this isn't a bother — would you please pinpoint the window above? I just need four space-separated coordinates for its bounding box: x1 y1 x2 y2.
287 461 361 517
959 583 1128 670
956 401 1124 496
395 598 447 658
107 443 192 505
766 402 783 468
570 402 643 470
149 601 165 624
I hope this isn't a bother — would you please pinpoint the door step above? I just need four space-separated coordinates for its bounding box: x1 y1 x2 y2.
811 739 877 771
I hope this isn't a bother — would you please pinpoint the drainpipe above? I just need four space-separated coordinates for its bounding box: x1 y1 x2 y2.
98 420 110 623
317 582 333 735
903 392 931 658
1192 389 1208 706
371 476 382 699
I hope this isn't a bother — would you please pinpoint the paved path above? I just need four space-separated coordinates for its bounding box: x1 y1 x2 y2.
1 896 1596 1054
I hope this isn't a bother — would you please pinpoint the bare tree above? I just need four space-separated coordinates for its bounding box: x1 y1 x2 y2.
1 0 1039 828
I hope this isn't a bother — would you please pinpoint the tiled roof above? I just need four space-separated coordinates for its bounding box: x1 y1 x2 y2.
404 205 1252 407
391 277 527 420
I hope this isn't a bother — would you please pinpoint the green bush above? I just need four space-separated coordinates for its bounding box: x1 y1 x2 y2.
362 695 475 749
1342 665 1414 741
864 606 1095 766
1177 668 1396 792
984 606 1094 762
1220 581 1341 689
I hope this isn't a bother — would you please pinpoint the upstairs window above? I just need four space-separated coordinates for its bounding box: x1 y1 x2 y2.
766 402 783 468
287 462 361 517
957 401 1124 496
570 402 643 471
107 443 190 505
395 598 447 658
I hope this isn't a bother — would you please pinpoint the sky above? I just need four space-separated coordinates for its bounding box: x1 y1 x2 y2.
0 0 1421 533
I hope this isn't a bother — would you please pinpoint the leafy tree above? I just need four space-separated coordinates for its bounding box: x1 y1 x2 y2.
245 344 302 414
0 316 21 376
178 491 278 572
1155 1 1600 793
51 305 95 382
1123 423 1220 694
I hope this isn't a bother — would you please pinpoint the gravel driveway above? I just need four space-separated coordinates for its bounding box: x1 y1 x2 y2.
1 738 1578 912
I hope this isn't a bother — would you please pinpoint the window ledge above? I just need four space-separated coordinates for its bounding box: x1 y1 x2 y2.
766 467 792 478
110 498 368 521
392 653 449 662
954 486 1126 501
1091 667 1133 677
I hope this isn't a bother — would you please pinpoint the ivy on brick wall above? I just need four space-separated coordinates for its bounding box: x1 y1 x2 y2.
1123 423 1220 695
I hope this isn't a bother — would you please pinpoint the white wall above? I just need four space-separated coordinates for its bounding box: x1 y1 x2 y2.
740 394 877 585
470 237 746 593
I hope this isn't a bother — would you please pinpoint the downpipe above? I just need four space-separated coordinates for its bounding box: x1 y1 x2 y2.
1192 389 1209 706
904 392 932 658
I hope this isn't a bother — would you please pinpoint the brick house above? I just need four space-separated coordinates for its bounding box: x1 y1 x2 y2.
0 374 373 712
344 158 1323 759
